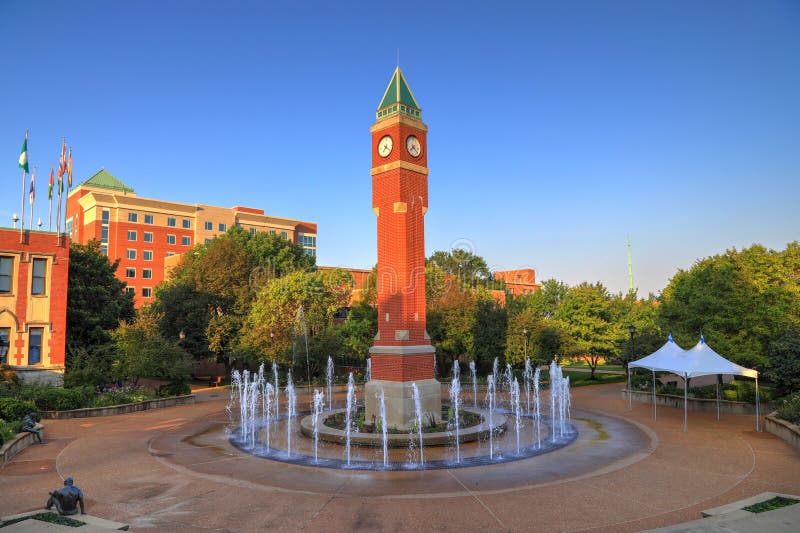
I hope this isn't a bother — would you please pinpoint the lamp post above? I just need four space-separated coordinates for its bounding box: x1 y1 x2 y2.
12 214 19 229
0 334 9 365
628 324 636 410
523 327 529 361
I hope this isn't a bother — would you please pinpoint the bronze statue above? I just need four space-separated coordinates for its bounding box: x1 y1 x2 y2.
21 413 42 444
45 477 85 515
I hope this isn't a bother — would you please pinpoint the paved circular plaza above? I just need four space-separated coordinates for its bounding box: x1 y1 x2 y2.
1 383 798 532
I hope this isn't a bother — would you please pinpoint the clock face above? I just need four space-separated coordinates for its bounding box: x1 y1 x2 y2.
406 135 421 158
378 135 393 157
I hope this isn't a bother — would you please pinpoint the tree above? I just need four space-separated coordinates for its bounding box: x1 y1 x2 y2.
766 326 800 396
66 241 135 385
555 282 617 379
659 242 800 370
112 312 191 386
240 269 352 369
428 249 493 283
340 300 377 363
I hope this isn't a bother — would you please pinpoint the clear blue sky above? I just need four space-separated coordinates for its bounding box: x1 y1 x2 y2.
2 1 798 296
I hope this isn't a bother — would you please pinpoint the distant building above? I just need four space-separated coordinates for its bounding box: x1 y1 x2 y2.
67 169 317 306
0 228 69 384
494 268 543 297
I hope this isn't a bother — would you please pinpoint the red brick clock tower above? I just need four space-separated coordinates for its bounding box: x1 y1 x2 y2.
365 68 441 429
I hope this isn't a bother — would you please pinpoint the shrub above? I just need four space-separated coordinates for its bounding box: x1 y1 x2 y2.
157 382 191 397
17 386 95 411
776 392 800 425
89 389 154 408
0 398 38 421
0 419 22 445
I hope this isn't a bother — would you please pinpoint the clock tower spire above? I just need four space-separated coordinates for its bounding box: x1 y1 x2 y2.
365 67 441 429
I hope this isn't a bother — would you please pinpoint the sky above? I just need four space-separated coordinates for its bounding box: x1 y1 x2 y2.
1 1 798 296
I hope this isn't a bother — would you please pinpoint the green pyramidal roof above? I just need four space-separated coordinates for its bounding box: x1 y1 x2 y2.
376 67 422 121
79 169 134 193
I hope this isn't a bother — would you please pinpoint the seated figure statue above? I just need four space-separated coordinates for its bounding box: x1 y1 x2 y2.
21 412 43 444
45 477 85 515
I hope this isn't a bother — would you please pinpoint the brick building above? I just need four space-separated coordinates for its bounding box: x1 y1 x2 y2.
494 268 543 296
66 170 317 307
0 228 69 384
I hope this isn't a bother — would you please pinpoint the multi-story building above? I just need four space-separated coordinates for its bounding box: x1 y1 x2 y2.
0 228 69 384
67 169 317 306
494 268 543 297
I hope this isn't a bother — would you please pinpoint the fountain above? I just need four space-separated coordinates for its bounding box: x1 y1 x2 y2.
365 358 371 382
450 376 462 463
510 377 521 454
286 371 296 457
524 358 532 413
312 389 324 462
486 373 496 460
378 388 388 467
263 382 274 451
469 360 477 408
453 359 460 380
272 361 279 419
411 382 424 466
345 373 357 466
533 367 541 448
326 356 334 410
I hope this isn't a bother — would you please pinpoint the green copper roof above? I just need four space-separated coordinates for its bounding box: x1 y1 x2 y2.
79 169 134 193
376 67 422 121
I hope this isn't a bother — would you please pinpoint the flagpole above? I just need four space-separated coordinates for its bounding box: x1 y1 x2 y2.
48 194 53 232
64 146 72 245
29 167 36 231
20 130 28 243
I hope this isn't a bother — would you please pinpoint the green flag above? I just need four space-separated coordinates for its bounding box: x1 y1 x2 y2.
18 135 29 172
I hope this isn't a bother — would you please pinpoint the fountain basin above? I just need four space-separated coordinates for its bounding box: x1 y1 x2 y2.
300 407 507 447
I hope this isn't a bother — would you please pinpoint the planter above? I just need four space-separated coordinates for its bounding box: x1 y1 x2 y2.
765 412 800 449
621 389 773 415
0 423 44 467
40 395 195 419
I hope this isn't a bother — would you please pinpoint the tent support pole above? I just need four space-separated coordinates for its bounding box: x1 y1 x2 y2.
683 374 688 433
627 367 632 411
755 375 760 432
716 375 720 421
652 369 657 420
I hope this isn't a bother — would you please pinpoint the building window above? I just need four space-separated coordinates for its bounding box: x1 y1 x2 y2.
205 238 212 244
144 214 154 224
0 256 12 293
125 268 136 278
142 287 152 298
101 210 110 224
166 252 175 257
31 258 47 295
269 230 276 235
128 213 138 223
100 244 108 256
101 227 109 241
299 234 317 258
126 249 136 260
143 232 153 243
143 250 153 261
167 217 177 227
281 231 288 239
101 209 110 255
0 327 10 364
127 230 137 241
204 221 213 230
66 218 73 236
126 287 135 295
182 219 191 229
28 327 43 365
167 235 176 245
142 269 152 279
181 236 191 246
250 228 257 235
218 223 227 232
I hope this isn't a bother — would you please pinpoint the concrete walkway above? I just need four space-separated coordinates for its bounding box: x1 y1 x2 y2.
1 384 797 532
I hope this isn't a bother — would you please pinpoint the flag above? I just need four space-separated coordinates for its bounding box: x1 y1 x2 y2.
58 139 66 178
48 165 54 200
67 147 73 187
29 168 36 205
19 133 29 172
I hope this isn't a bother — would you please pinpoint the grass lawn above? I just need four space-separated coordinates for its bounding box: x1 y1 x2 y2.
562 362 625 372
540 370 627 387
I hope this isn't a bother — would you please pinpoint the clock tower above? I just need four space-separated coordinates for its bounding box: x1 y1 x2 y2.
365 67 441 429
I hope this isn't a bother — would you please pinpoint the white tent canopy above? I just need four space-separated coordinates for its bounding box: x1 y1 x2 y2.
628 334 760 432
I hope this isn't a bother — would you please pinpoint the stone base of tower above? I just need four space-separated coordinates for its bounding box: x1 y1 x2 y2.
364 378 442 431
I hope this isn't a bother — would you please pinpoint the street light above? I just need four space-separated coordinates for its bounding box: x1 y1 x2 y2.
628 324 636 410
523 327 529 361
12 214 19 229
0 334 9 365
